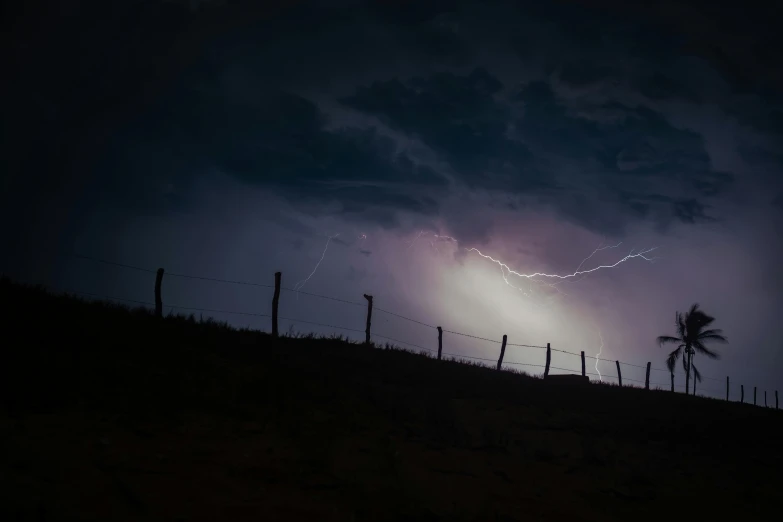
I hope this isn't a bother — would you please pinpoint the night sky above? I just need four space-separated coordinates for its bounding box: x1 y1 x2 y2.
3 0 783 397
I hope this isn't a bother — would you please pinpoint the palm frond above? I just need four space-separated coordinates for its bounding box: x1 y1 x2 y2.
676 312 686 339
692 340 721 359
657 335 682 346
698 332 728 344
666 346 682 373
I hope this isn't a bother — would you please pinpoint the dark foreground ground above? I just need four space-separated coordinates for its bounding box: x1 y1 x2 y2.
1 278 781 521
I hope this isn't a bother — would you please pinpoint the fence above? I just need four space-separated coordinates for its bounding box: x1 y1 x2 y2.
11 252 780 410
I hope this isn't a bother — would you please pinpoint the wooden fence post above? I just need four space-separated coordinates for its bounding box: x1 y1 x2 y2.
581 351 586 377
271 272 281 337
437 326 443 360
726 376 729 401
363 294 373 345
765 391 768 407
154 268 164 318
754 386 757 406
616 361 622 387
544 343 551 377
776 390 779 410
670 372 674 392
741 384 744 404
497 335 507 371
645 362 651 390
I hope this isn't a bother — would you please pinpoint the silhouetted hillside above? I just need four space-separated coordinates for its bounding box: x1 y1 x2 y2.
1 277 781 521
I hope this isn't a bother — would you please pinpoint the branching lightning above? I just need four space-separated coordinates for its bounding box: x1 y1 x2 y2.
429 234 458 255
573 241 622 273
405 230 654 374
467 246 658 281
407 231 659 302
408 229 425 250
293 233 339 293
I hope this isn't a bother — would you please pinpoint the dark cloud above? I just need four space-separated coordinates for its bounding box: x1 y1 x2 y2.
341 68 526 185
0 0 778 252
672 199 715 224
3 0 783 396
341 69 732 235
87 82 448 226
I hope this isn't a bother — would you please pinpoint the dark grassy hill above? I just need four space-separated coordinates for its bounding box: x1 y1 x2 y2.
1 277 781 521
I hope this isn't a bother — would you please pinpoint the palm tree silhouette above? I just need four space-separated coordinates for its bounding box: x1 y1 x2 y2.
656 303 727 395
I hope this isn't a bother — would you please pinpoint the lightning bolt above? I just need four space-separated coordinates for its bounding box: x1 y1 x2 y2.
429 234 458 255
467 246 658 281
293 233 339 293
595 328 604 382
408 231 658 302
408 229 425 250
574 242 622 273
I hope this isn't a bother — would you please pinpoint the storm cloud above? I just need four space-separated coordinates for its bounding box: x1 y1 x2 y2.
2 0 783 396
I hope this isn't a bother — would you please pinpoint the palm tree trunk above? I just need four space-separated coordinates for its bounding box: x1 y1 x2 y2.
670 372 674 392
685 346 692 395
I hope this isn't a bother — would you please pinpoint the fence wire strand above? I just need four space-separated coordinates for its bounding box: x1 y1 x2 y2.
41 254 741 391
442 330 501 344
375 308 437 328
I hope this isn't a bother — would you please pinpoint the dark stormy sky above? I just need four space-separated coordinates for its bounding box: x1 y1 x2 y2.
3 0 783 397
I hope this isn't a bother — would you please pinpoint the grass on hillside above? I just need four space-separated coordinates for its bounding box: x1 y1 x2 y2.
1 277 781 522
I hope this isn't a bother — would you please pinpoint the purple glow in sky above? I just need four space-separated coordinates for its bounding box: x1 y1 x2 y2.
2 0 783 398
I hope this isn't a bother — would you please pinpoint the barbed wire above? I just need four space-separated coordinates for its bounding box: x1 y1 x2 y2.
550 347 581 356
71 254 157 274
60 290 736 387
280 287 365 307
443 352 497 363
72 253 277 288
442 330 501 344
69 289 273 318
64 290 374 336
374 308 437 328
617 361 649 370
507 342 547 349
504 361 546 368
28 283 771 402
49 254 740 389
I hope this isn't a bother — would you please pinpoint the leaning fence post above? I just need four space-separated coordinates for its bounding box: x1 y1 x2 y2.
581 351 586 377
616 361 622 387
726 376 729 401
363 294 373 345
645 362 651 390
741 384 744 404
544 343 551 377
154 268 164 318
497 335 507 371
437 326 443 360
271 272 281 337
754 386 757 406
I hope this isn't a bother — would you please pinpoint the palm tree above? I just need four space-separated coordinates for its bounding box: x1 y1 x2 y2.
656 303 727 395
